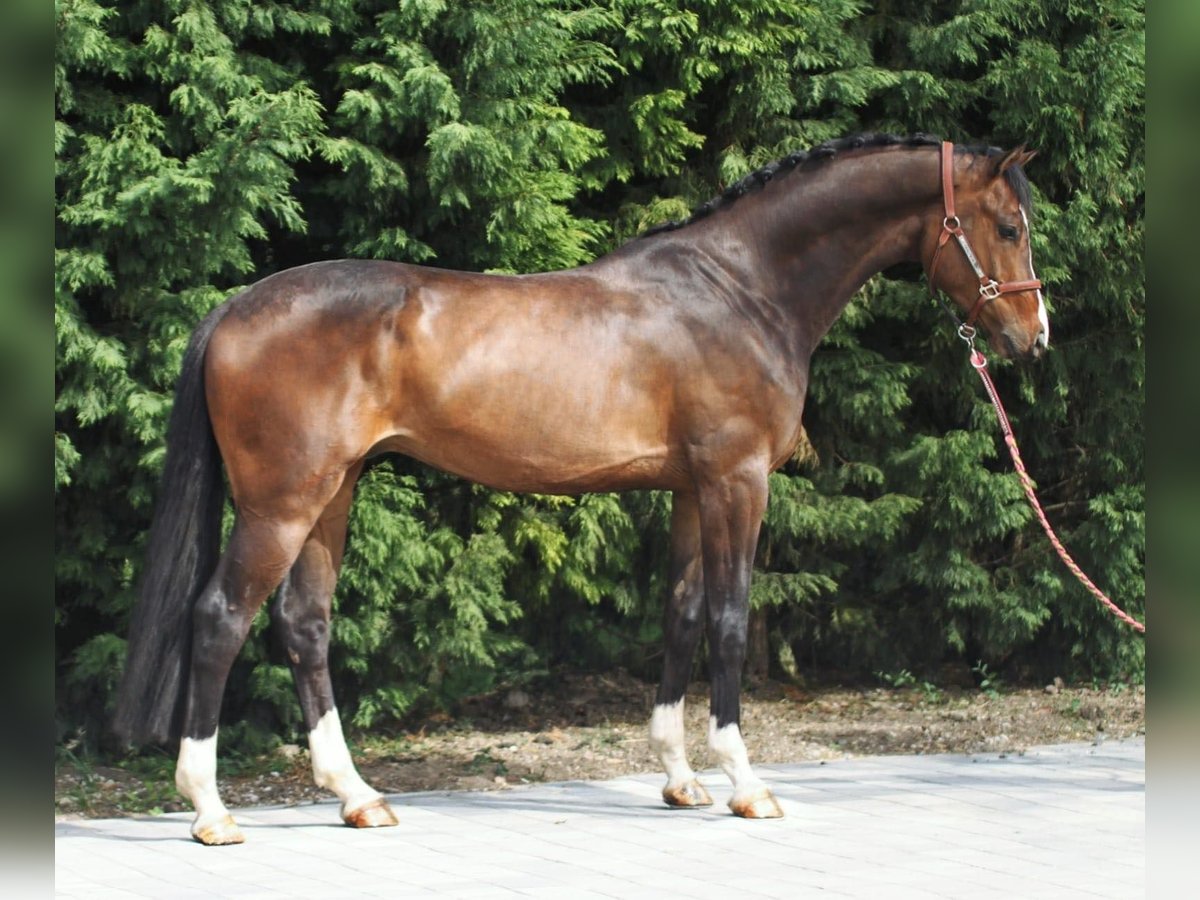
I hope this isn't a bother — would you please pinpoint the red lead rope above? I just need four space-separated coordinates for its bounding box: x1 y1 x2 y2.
968 348 1146 634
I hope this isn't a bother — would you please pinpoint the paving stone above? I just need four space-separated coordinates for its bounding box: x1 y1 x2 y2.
56 737 1143 898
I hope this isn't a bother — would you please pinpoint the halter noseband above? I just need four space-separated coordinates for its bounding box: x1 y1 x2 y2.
927 141 1041 329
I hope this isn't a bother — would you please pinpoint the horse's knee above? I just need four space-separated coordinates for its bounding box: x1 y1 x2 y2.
708 613 748 664
666 600 704 641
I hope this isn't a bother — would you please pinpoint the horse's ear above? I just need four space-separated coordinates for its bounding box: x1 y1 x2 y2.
995 145 1037 175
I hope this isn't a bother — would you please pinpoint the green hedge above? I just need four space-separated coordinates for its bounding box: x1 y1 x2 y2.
56 0 1144 747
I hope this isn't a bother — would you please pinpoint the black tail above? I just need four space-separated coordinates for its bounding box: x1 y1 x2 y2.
112 302 233 746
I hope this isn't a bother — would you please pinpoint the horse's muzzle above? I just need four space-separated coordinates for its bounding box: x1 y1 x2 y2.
998 327 1047 360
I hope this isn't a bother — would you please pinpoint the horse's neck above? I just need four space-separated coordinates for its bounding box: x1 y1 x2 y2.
704 148 938 354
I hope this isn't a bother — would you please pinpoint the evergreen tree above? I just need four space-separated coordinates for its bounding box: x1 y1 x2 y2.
56 0 1144 748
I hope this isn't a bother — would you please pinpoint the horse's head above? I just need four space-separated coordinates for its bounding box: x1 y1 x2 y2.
924 143 1049 360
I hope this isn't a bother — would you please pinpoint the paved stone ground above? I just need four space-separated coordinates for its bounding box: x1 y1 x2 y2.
55 737 1143 899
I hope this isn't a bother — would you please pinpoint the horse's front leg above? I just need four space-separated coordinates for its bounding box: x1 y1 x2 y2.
271 465 397 829
649 490 713 808
697 464 783 818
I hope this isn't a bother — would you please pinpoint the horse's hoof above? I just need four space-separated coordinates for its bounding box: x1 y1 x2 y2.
343 797 399 829
191 814 245 845
729 788 784 819
663 779 714 808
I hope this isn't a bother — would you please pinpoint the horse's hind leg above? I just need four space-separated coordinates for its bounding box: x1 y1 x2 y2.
175 512 316 845
649 490 713 808
270 463 397 829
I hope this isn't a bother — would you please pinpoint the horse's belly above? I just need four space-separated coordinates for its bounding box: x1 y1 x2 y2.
379 424 680 494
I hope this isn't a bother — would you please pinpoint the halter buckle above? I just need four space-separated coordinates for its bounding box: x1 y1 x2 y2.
979 280 1001 301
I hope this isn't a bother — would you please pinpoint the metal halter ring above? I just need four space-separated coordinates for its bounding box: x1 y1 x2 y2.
943 215 961 232
956 323 977 345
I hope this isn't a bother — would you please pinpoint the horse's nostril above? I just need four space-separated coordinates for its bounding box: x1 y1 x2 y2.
1029 328 1049 359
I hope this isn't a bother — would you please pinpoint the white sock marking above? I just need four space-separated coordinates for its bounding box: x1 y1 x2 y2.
176 733 230 826
309 708 381 814
649 700 696 788
708 716 768 801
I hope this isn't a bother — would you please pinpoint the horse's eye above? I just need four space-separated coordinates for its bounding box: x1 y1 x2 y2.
998 224 1019 241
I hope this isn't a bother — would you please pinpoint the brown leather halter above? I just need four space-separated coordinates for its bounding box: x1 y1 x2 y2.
928 141 1041 328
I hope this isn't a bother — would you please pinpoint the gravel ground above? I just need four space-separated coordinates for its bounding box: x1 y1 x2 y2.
55 671 1145 820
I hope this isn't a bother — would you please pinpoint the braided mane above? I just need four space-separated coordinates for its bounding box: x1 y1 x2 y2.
641 132 1033 237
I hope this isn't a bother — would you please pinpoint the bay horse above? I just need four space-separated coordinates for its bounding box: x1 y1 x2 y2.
114 133 1047 844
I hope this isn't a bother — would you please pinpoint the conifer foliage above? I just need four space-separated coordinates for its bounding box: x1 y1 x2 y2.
56 0 1144 745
